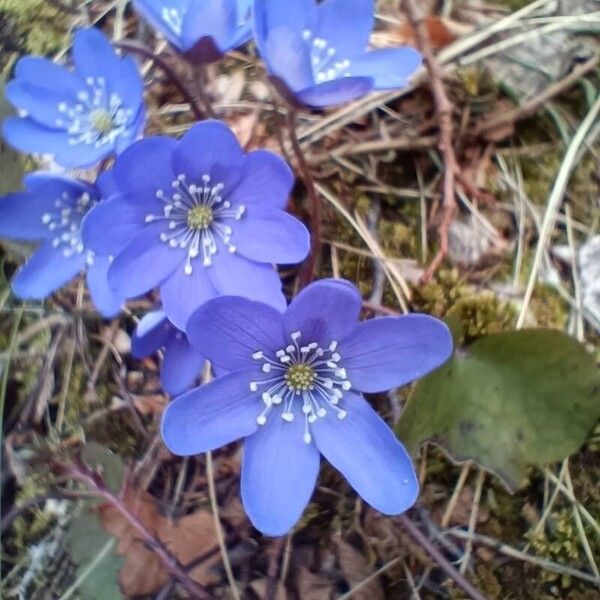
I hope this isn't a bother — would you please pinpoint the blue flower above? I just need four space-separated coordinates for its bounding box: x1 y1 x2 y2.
161 279 452 535
253 0 422 108
82 120 310 330
134 0 253 62
3 28 145 169
132 309 205 395
0 173 123 317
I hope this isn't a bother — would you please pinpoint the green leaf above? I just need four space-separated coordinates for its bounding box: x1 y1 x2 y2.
396 329 600 491
65 510 123 600
81 442 125 494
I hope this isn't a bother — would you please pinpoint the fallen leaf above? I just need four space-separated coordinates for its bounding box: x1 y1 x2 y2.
296 565 334 600
373 17 472 50
250 579 289 600
332 536 384 600
99 482 219 597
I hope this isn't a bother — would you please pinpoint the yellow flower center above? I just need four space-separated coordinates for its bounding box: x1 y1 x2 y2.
187 205 214 230
89 109 114 134
285 363 316 391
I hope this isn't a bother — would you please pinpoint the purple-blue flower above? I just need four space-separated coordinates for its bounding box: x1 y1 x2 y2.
134 0 253 62
3 28 145 169
253 0 422 108
161 279 452 535
0 173 123 317
82 120 309 330
132 309 204 395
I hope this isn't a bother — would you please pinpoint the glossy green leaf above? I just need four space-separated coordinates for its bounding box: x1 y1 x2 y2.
396 329 600 490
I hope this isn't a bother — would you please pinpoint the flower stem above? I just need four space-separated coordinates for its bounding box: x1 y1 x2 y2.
115 40 206 121
286 108 321 286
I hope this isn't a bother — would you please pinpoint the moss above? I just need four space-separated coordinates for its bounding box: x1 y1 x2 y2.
411 269 471 318
529 285 568 329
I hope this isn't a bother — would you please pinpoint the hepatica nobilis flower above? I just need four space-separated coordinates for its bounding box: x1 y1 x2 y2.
162 279 452 535
134 0 253 62
82 120 309 329
0 173 123 317
3 28 144 168
132 309 204 395
253 0 422 108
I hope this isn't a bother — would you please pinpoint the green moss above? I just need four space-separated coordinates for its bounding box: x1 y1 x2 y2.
411 269 471 318
529 285 568 329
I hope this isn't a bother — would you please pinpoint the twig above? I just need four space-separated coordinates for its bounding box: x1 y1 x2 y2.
397 515 487 600
115 40 205 121
286 109 321 286
265 536 286 600
63 460 210 599
402 0 459 283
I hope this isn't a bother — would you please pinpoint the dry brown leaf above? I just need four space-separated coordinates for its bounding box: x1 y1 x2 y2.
332 536 384 600
131 393 166 416
296 565 334 600
99 483 220 597
373 17 472 50
250 579 289 600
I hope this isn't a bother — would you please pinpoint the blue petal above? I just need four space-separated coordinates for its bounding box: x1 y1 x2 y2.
112 135 177 196
181 0 237 51
108 222 183 298
12 241 86 299
316 0 373 58
253 0 317 56
339 315 453 393
5 80 74 129
14 56 83 95
348 48 422 90
186 295 285 371
0 191 58 241
206 251 287 312
133 0 188 49
263 27 313 91
109 55 145 113
131 310 173 357
161 370 261 455
2 118 108 168
284 278 361 343
241 405 320 536
81 196 147 256
172 120 244 193
114 104 145 156
228 149 294 210
233 206 309 264
159 261 219 330
296 76 373 107
96 170 119 198
72 28 121 80
86 255 123 317
23 171 92 194
312 392 418 514
161 334 205 394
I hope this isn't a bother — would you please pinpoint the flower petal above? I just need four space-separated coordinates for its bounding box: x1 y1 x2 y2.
108 222 183 298
131 310 172 358
228 150 294 210
206 251 287 312
348 47 422 90
317 0 373 57
133 0 188 49
312 392 418 514
2 118 107 168
112 135 177 197
339 315 453 393
186 295 285 371
14 56 83 95
241 407 320 535
0 189 61 241
254 0 317 55
172 120 244 193
161 371 261 455
263 27 313 92
159 262 219 330
181 0 237 51
86 255 123 317
284 278 361 343
81 196 147 256
233 206 309 264
161 334 205 395
72 28 121 80
296 76 373 108
12 241 86 299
